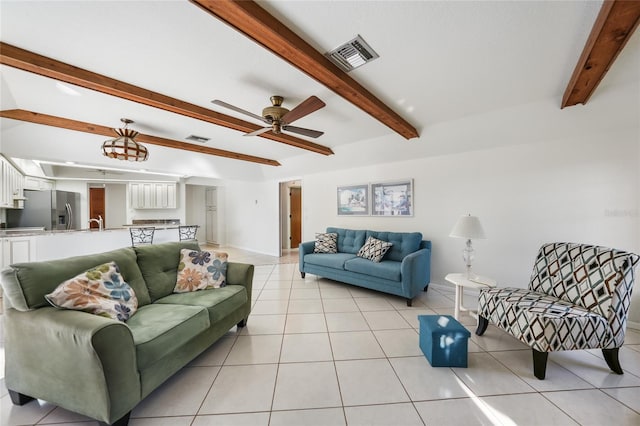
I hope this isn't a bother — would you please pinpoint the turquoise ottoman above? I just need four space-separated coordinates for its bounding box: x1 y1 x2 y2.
419 315 471 367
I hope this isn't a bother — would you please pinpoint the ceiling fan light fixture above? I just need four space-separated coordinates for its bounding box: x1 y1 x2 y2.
101 118 149 162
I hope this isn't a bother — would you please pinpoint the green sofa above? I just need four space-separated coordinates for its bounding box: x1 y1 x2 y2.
0 241 254 426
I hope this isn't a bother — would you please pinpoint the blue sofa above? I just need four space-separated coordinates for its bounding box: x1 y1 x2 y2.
299 227 431 306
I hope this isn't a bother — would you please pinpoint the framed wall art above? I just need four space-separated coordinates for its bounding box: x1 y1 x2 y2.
337 184 369 215
371 179 413 216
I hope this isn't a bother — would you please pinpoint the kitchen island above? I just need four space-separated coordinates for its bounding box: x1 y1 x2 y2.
0 225 192 268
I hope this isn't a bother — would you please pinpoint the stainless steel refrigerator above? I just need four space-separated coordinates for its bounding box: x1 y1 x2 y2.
7 190 81 230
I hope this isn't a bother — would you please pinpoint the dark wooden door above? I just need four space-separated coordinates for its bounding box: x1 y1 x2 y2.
89 187 105 228
290 187 301 248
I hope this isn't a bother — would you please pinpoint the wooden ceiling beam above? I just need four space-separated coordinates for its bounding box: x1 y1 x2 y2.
0 42 333 156
562 0 640 108
190 0 419 140
0 109 281 166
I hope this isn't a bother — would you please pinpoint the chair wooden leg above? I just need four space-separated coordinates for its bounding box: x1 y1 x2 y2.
602 348 623 374
423 284 429 292
8 390 34 406
301 272 306 278
237 318 247 328
532 349 548 380
475 315 489 336
406 298 412 307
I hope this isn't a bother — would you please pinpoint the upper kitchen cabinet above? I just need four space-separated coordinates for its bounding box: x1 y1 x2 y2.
24 176 55 191
0 156 25 209
130 182 177 209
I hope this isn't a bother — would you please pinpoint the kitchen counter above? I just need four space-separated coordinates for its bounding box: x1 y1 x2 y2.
0 225 185 238
1 226 192 264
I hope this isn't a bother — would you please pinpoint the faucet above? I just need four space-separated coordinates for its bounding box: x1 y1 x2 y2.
89 215 104 231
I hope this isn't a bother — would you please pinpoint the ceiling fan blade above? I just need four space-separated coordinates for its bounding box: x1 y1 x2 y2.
281 96 325 124
244 127 272 137
212 99 270 124
283 125 324 138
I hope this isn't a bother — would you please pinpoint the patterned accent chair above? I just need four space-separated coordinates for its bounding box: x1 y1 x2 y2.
476 242 639 379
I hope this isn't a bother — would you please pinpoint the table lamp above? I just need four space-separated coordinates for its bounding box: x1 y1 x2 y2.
450 214 486 279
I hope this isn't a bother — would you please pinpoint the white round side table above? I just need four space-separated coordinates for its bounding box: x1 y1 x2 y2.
445 273 497 321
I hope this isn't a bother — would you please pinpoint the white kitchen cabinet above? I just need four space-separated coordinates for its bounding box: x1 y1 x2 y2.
205 187 217 207
0 156 25 209
24 176 55 191
1 236 36 268
206 206 218 244
130 182 177 209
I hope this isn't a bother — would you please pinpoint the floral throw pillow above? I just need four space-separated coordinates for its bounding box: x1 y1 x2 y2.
45 261 138 322
314 232 338 253
357 236 393 263
174 249 228 293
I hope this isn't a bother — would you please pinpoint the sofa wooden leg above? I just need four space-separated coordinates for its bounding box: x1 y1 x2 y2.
602 348 623 374
301 272 306 278
475 316 489 336
8 390 34 406
99 410 131 426
237 318 247 328
532 349 548 380
423 285 429 292
406 298 412 307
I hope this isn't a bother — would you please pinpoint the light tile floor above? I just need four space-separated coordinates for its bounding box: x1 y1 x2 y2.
1 247 640 425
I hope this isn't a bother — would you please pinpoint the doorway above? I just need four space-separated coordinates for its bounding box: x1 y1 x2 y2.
280 180 302 254
290 187 301 247
89 187 105 228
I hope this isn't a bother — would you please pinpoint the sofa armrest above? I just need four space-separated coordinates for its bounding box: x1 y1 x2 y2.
226 262 254 290
226 262 254 319
400 248 431 296
4 306 139 423
299 241 315 271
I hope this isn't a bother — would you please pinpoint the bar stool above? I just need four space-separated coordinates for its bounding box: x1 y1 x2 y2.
178 225 199 241
130 227 155 246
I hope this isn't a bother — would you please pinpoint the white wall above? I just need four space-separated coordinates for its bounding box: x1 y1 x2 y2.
224 179 280 256
301 129 640 321
224 126 640 321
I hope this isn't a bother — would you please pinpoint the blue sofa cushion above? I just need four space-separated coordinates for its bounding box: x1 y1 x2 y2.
304 253 357 269
344 257 402 281
327 227 366 254
366 231 423 262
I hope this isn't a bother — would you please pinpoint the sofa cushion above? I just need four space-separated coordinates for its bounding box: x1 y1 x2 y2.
344 257 402 281
134 241 200 302
357 236 393 262
304 253 357 269
126 303 210 370
5 246 149 311
156 285 248 324
45 261 138 322
326 227 366 254
314 232 338 253
174 249 228 292
366 231 423 262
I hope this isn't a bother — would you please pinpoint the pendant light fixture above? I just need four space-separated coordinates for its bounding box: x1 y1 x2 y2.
101 118 149 161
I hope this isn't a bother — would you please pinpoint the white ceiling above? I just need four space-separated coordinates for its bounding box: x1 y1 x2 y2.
0 0 637 182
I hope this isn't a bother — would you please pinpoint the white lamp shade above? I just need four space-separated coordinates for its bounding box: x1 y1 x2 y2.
449 214 486 239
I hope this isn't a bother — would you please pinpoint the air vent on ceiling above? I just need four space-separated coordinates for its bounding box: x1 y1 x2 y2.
186 135 210 143
325 34 379 72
